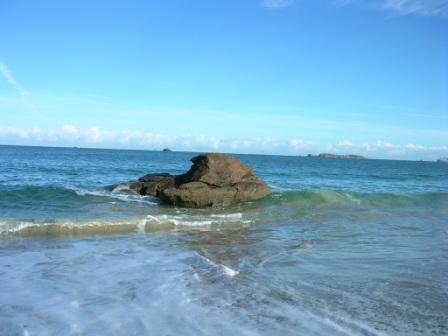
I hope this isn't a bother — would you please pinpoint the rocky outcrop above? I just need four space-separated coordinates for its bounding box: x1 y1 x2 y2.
317 153 367 160
111 153 271 208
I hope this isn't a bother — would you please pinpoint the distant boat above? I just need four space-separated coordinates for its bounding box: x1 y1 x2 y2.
437 157 448 163
162 148 172 152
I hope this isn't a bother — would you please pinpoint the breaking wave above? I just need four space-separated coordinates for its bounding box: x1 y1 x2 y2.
265 189 448 208
1 185 446 237
0 212 251 236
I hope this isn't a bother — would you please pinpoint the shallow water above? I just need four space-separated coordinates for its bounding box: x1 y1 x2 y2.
1 145 447 335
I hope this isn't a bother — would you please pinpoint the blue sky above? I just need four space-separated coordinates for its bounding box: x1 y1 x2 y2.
0 0 447 159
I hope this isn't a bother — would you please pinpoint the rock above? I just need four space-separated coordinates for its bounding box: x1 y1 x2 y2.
160 154 271 207
112 153 272 208
140 175 177 196
159 179 271 208
138 173 172 182
112 174 176 196
136 173 177 196
160 182 238 208
233 180 272 203
180 153 254 186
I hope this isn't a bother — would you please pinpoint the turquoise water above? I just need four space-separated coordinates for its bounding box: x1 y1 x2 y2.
1 145 447 335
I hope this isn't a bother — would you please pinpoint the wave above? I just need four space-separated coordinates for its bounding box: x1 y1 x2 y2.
1 185 447 237
69 185 158 204
0 185 158 206
1 184 446 210
263 189 448 208
0 212 251 236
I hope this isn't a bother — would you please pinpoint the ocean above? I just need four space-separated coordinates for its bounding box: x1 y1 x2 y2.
0 145 447 335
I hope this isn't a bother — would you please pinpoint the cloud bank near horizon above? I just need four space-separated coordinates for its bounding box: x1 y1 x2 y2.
0 125 446 160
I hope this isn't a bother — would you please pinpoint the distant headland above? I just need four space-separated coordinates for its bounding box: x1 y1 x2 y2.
437 157 448 163
307 153 367 160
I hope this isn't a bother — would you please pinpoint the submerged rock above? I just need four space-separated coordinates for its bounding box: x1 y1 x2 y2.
113 153 271 208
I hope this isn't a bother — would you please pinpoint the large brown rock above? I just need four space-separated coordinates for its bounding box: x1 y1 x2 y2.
159 179 271 208
160 154 271 207
180 153 254 186
160 182 238 208
112 153 271 207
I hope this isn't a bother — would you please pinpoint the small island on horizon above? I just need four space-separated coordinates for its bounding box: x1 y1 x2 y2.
307 153 367 160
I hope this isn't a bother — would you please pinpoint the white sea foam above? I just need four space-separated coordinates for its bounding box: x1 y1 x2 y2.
145 213 250 227
68 185 158 205
198 254 239 277
344 192 362 205
209 213 243 219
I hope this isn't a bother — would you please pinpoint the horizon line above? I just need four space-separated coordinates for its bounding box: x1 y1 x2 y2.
0 143 443 163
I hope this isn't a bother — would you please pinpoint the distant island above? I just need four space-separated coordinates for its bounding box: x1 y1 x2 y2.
307 153 367 160
162 148 172 152
437 157 448 163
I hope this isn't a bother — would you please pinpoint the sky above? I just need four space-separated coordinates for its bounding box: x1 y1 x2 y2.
0 0 447 160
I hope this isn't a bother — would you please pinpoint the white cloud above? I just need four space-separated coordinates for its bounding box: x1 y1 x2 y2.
340 0 448 17
61 124 79 138
338 140 354 147
331 139 448 153
382 0 448 17
290 138 313 149
0 127 30 139
261 0 294 9
0 61 29 97
261 0 448 16
85 127 102 143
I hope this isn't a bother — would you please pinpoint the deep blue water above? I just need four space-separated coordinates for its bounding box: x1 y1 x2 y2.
1 145 447 335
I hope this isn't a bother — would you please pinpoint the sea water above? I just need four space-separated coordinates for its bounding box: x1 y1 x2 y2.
0 145 447 335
